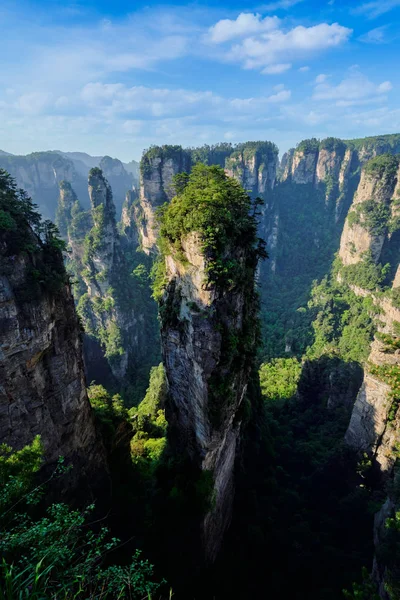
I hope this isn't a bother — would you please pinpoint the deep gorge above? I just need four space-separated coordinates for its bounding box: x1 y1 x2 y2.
1 133 400 599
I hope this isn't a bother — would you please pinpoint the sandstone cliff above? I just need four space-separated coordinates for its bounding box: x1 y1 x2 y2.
0 169 103 484
157 164 263 562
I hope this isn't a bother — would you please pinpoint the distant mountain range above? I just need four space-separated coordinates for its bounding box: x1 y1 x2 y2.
0 149 139 220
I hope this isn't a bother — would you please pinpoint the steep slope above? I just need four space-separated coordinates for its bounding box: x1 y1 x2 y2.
155 164 265 562
0 169 103 482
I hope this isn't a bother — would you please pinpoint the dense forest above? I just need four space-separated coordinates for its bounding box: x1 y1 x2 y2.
1 133 400 599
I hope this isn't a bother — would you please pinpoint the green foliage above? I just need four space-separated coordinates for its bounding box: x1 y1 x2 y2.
368 363 400 421
347 199 391 235
388 287 400 309
343 567 380 600
0 440 164 600
296 137 320 153
319 137 347 154
156 163 265 292
129 364 167 475
364 153 399 181
0 436 43 512
306 270 377 363
377 509 400 599
259 358 302 402
340 252 390 291
0 169 68 297
69 201 92 241
375 331 400 353
345 133 400 154
260 181 346 359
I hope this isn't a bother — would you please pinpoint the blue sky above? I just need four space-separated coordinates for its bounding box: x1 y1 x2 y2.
1 0 400 161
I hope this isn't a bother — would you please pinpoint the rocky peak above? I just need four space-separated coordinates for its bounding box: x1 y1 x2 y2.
99 156 133 219
0 152 88 219
156 164 263 562
56 180 78 238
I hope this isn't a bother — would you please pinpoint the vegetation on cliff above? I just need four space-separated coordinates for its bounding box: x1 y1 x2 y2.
154 163 266 297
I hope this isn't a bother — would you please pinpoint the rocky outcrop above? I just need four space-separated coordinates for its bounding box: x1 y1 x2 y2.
338 154 400 597
158 166 262 563
162 233 257 561
291 147 318 185
0 175 103 484
55 181 79 238
345 295 400 474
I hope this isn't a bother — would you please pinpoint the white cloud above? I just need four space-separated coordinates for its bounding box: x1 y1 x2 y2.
225 22 352 72
262 63 292 74
359 26 388 43
207 13 280 44
313 71 392 105
354 0 400 18
14 92 52 115
378 81 393 92
298 66 310 72
315 74 328 83
273 83 285 91
80 81 291 120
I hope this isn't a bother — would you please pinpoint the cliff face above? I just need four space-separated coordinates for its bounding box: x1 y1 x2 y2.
335 155 400 596
342 156 400 469
158 164 262 563
0 170 103 484
224 143 278 196
138 146 191 253
120 189 139 246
